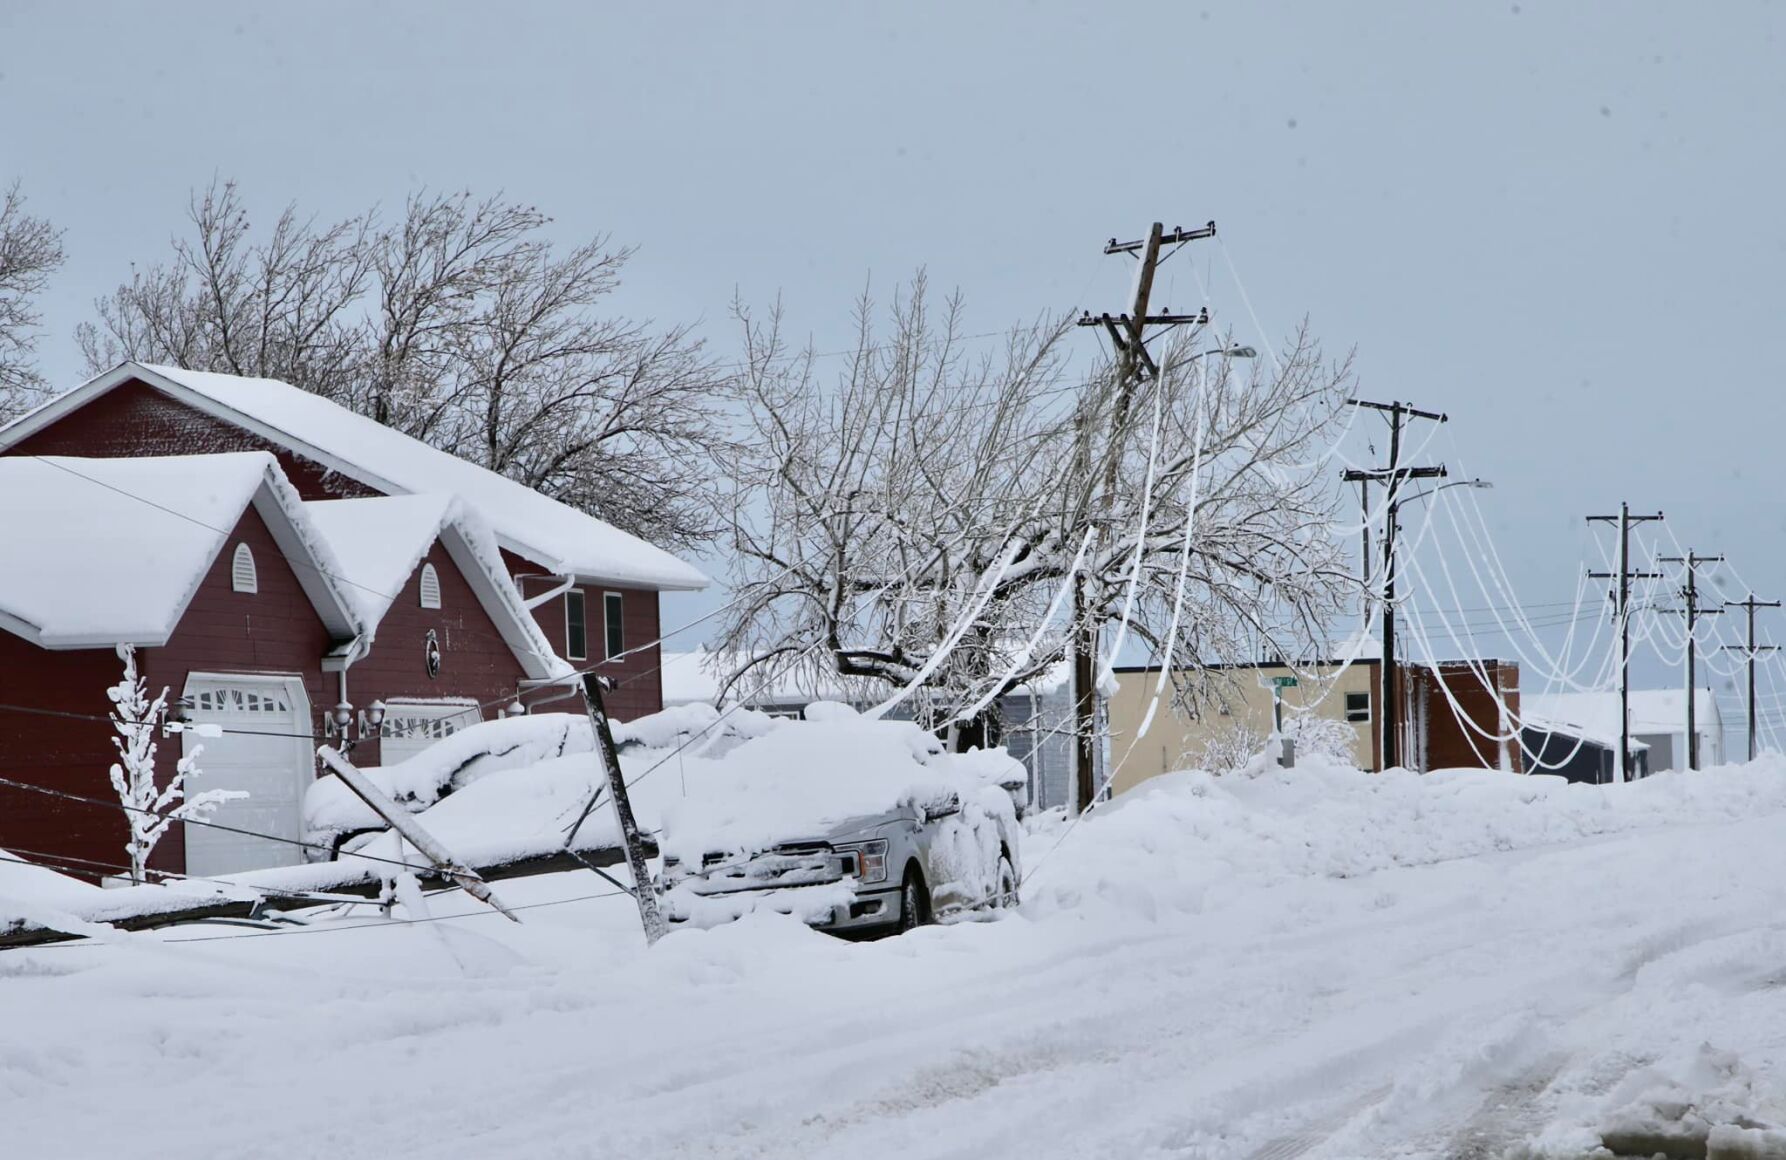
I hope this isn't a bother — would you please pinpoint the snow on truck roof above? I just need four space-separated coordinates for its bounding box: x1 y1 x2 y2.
0 362 708 591
0 452 361 648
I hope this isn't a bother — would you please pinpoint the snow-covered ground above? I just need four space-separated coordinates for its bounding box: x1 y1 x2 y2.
7 760 1786 1159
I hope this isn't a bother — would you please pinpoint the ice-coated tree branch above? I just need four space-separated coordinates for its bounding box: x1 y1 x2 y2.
77 181 732 551
0 181 66 417
717 276 1358 746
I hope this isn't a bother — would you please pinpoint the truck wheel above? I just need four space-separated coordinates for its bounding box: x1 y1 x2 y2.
992 854 1019 910
899 867 932 932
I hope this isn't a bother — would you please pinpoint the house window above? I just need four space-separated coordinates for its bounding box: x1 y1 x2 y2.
231 543 258 593
565 590 587 661
1345 691 1371 723
604 592 624 659
419 563 442 609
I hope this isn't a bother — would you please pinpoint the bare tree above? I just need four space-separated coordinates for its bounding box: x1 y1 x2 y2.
719 277 1358 749
79 181 729 550
0 182 66 417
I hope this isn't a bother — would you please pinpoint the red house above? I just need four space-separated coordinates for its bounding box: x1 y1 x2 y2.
0 453 365 878
0 361 709 721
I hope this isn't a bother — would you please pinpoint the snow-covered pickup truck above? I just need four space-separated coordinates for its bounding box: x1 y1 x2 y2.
656 707 1026 935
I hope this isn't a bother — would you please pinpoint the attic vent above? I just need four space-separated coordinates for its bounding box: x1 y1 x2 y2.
231 543 258 594
419 563 442 609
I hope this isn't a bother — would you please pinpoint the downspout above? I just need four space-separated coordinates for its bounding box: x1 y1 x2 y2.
522 572 577 611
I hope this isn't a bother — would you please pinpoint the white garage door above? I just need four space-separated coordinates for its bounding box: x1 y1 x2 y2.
181 676 314 877
378 701 483 767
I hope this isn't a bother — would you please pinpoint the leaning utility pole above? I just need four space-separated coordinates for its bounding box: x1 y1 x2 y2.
578 673 667 945
1341 401 1447 771
1722 594 1781 762
1587 503 1665 783
1070 220 1216 811
1659 551 1723 770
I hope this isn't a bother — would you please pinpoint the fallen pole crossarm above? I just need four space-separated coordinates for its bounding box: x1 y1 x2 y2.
316 746 521 923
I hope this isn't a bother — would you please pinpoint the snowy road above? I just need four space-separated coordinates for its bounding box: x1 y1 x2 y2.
6 766 1786 1159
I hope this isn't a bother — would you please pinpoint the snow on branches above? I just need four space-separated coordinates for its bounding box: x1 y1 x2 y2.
105 645 243 883
720 277 1358 745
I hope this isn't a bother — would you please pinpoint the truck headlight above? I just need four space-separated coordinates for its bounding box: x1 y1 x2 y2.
838 838 888 884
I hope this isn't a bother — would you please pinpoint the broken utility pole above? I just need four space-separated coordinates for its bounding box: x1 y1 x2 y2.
1587 503 1665 783
578 673 668 945
1341 400 1447 772
1659 551 1723 770
1068 220 1216 812
317 747 520 922
1723 594 1781 762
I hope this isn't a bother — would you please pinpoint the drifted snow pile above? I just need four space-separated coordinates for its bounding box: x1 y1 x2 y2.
1024 755 1786 924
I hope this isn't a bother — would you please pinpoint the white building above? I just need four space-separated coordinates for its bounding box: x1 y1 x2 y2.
1523 688 1724 772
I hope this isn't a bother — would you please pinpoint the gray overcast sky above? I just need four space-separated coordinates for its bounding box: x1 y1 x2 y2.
5 1 1784 734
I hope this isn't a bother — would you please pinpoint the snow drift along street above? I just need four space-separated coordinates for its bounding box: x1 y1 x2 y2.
5 759 1786 1159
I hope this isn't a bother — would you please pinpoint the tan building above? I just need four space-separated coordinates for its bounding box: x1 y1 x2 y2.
1106 657 1520 795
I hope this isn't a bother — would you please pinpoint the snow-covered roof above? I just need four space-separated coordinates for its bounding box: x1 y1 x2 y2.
0 363 708 591
0 452 362 649
1524 689 1723 743
302 495 571 681
661 647 866 707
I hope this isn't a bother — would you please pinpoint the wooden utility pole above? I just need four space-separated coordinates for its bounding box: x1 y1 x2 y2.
1070 220 1215 811
1587 504 1665 783
1723 594 1781 762
1659 551 1723 770
1341 401 1447 772
578 674 667 944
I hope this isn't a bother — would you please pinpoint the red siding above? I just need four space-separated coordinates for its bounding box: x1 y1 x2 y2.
7 378 380 500
341 540 529 766
0 637 131 879
505 550 661 721
0 505 342 879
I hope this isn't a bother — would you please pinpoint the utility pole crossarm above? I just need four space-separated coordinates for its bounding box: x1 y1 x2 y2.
1342 467 1448 483
1104 221 1216 254
1347 398 1449 424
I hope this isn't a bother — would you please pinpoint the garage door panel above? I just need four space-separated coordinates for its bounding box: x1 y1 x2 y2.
182 676 312 878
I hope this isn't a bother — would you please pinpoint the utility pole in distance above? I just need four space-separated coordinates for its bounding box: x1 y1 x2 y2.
1659 551 1723 770
1341 400 1447 772
1587 504 1665 783
1723 594 1781 762
1071 220 1216 811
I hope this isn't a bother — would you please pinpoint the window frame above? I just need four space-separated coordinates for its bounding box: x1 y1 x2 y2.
603 591 624 660
564 589 588 661
1345 690 1372 724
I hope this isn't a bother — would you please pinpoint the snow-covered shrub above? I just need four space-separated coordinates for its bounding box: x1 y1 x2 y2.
1284 712 1359 766
1199 721 1266 774
105 644 243 883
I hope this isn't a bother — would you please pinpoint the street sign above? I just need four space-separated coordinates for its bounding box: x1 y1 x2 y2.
1270 676 1298 688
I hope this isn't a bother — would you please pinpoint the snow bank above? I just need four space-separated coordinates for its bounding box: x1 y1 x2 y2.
1026 755 1786 923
